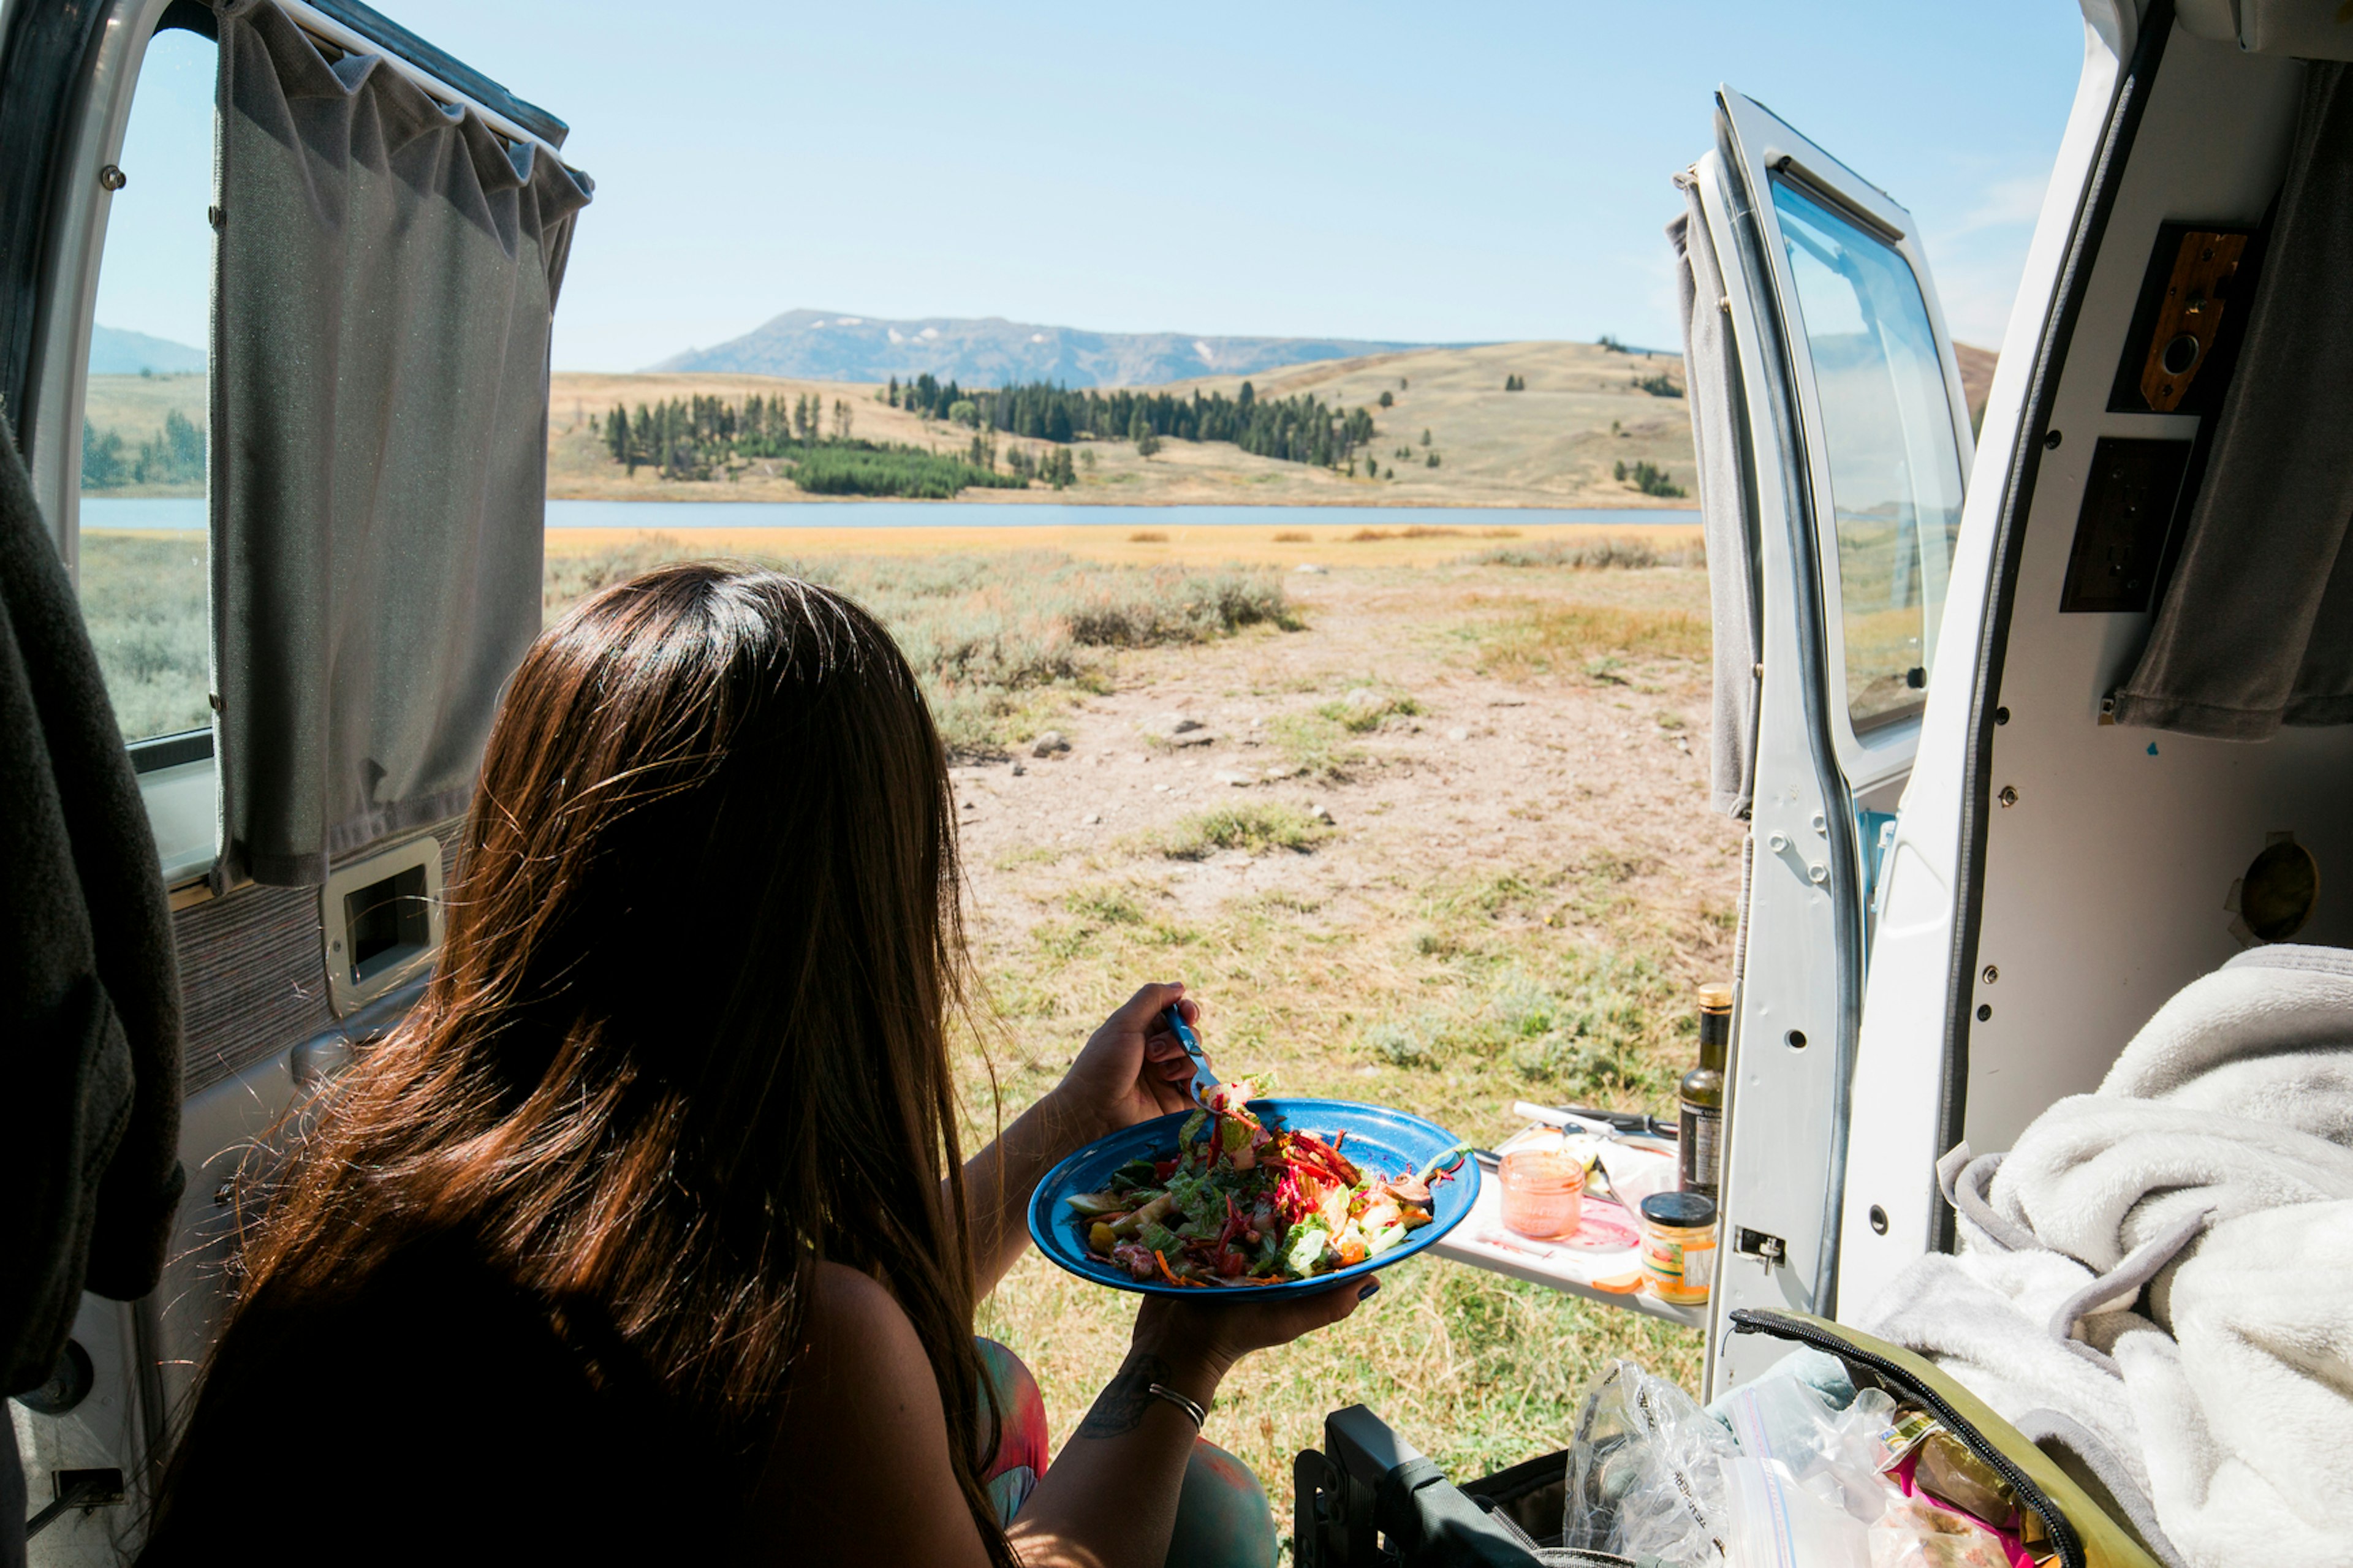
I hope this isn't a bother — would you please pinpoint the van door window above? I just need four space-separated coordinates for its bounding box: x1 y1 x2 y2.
75 25 215 746
1770 176 1966 735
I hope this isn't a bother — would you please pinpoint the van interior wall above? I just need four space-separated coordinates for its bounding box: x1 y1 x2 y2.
1963 25 2353 1153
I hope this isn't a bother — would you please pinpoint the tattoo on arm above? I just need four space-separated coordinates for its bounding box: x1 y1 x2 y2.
1074 1351 1175 1439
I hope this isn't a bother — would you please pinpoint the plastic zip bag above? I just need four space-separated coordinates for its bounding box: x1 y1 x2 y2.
1719 1456 1871 1568
1564 1360 1741 1567
1715 1371 1900 1521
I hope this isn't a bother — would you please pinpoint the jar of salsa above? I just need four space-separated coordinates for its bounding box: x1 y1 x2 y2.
1499 1141 1585 1239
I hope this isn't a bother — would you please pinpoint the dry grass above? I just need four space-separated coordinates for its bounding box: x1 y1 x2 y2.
1346 525 1526 542
540 536 1294 755
542 520 1703 573
1465 536 1707 570
1476 603 1710 682
1127 530 1169 543
964 841 1719 1542
1272 530 1313 543
1153 801 1331 860
74 531 212 738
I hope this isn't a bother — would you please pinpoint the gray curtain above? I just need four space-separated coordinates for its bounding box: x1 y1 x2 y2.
211 0 589 886
1671 183 1760 817
2111 62 2353 740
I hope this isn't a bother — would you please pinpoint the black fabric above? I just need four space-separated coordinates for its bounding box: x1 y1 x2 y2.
1374 1456 1548 1568
1 1413 23 1568
213 1 589 886
138 1237 717 1566
0 420 184 1398
2112 62 2353 738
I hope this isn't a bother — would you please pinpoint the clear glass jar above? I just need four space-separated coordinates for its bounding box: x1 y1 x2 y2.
1499 1143 1586 1238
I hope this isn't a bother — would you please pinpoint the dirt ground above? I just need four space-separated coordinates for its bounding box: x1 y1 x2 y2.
953 569 1733 942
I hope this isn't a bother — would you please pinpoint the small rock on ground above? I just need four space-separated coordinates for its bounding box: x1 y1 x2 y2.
1031 730 1071 757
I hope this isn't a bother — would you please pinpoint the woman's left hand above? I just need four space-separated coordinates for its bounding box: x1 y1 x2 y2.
1051 981 1202 1142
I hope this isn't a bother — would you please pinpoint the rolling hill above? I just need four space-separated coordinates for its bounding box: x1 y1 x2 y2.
88 324 205 376
651 309 1439 388
552 339 1705 509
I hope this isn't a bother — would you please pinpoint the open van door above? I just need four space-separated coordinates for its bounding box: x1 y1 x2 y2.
1677 90 1975 1391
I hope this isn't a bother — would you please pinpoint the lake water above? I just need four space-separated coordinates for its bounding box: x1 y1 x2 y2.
81 497 1700 532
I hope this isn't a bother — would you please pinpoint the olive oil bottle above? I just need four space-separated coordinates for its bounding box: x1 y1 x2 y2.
1678 983 1732 1199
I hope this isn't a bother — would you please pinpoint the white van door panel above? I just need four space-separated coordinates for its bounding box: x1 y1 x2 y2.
1692 89 1974 1389
1835 11 2139 1317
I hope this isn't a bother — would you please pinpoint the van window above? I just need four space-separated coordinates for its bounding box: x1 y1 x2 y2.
75 25 216 744
1770 176 1966 735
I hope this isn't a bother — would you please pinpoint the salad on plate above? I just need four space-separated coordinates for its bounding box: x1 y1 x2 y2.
1066 1084 1457 1288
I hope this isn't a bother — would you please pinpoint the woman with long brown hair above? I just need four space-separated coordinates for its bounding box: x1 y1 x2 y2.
139 564 1361 1566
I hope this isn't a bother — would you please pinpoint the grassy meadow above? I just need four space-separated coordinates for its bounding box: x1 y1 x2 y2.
77 530 211 739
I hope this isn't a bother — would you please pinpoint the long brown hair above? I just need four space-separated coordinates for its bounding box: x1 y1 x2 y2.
153 564 1007 1554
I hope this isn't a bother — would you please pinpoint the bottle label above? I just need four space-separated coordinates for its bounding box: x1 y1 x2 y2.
1642 1227 1715 1305
1679 1102 1722 1192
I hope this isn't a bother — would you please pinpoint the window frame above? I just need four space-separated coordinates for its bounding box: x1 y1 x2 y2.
1721 95 1977 792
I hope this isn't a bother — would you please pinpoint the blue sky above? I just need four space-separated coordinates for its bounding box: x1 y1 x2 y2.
99 2 2087 373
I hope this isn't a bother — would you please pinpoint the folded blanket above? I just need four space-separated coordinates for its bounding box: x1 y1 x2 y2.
1858 945 2353 1568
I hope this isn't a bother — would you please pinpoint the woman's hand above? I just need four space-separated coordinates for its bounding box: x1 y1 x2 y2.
1049 981 1203 1143
1133 1278 1373 1383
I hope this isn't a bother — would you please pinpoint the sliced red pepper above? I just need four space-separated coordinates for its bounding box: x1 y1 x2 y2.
1296 1132 1361 1186
1153 1157 1179 1181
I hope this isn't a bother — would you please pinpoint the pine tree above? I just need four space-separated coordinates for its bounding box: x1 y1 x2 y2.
1420 428 1431 447
887 375 900 407
1378 389 1393 408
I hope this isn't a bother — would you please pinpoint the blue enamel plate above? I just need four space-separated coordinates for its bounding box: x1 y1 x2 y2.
1026 1098 1479 1298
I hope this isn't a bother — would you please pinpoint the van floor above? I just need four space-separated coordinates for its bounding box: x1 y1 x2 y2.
950 557 1739 1528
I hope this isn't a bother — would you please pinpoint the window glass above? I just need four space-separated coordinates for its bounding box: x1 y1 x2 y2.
1770 176 1965 734
77 26 215 743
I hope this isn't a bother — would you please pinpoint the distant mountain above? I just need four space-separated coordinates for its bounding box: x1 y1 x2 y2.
88 324 205 375
652 310 1441 388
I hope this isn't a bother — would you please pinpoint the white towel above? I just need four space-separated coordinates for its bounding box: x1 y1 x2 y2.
1857 945 2353 1568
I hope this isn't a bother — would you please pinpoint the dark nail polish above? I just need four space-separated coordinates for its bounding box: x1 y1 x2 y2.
1358 1279 1381 1301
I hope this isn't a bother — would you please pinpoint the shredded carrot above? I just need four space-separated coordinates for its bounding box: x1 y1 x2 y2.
1154 1249 1184 1288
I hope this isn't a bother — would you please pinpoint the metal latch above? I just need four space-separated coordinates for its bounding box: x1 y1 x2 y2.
1734 1228 1787 1268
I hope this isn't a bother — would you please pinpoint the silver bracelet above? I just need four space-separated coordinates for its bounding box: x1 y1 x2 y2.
1146 1382 1207 1430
